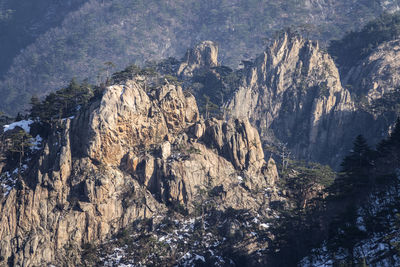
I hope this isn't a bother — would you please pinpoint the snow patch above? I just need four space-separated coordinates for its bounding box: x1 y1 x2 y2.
31 135 43 150
1 171 17 197
3 120 33 133
61 116 75 121
356 216 366 232
194 254 205 262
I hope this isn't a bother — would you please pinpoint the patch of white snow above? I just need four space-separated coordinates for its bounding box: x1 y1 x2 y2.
3 120 33 133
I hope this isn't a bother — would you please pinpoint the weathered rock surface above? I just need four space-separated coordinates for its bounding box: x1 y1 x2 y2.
224 33 400 167
177 41 219 78
0 77 278 266
226 32 356 166
344 38 400 101
0 118 163 267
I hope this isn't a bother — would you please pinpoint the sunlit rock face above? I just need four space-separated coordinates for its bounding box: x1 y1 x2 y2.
0 77 279 266
226 33 399 168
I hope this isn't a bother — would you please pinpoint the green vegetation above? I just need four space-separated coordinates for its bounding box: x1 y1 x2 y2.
329 11 400 70
195 67 240 103
110 64 142 84
201 94 220 119
270 117 400 266
0 111 12 129
29 79 99 135
0 0 86 77
280 160 335 209
4 129 33 174
186 146 201 155
326 121 400 262
164 74 181 85
329 135 374 196
190 66 241 119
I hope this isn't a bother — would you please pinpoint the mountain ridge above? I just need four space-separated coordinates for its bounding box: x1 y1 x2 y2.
1 0 400 114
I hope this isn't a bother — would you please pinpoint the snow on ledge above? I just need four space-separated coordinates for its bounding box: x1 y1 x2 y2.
31 135 43 150
3 120 33 133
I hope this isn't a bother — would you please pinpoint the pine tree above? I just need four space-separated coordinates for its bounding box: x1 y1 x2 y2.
331 135 373 196
341 135 373 175
29 79 94 125
284 161 335 209
202 94 220 119
6 129 33 177
377 117 400 161
328 206 367 267
29 96 42 119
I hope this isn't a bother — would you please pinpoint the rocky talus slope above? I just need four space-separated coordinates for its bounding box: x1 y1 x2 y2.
0 78 279 266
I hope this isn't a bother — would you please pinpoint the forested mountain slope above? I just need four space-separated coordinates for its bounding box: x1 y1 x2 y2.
0 0 87 78
1 0 400 114
300 124 400 267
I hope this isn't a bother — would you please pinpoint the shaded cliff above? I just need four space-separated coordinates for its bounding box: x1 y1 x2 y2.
226 32 399 168
226 32 353 167
344 38 400 100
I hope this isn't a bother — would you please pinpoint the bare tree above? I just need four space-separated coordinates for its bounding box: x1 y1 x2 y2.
278 142 292 171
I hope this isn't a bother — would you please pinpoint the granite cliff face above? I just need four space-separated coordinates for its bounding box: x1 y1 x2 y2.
344 38 400 101
0 77 278 266
226 32 355 166
225 33 400 167
177 40 219 78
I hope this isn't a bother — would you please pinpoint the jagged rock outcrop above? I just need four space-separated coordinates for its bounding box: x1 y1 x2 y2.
344 38 400 101
0 117 164 267
226 32 356 166
177 41 219 78
0 77 278 266
73 79 199 166
201 118 265 171
220 32 399 168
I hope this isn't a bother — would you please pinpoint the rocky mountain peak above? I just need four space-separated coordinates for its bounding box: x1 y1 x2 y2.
226 32 355 167
253 32 342 94
177 40 219 77
74 78 199 166
222 31 400 170
0 74 279 266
